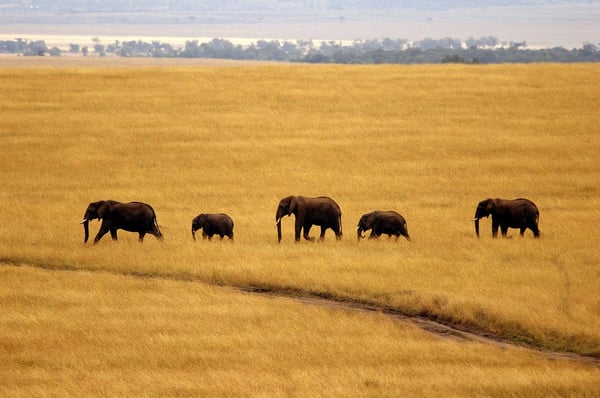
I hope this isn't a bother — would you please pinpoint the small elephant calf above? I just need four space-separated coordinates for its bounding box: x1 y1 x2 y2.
192 213 234 241
357 210 410 241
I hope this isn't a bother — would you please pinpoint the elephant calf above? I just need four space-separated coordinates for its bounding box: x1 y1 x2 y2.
357 211 410 241
192 213 234 241
474 198 540 238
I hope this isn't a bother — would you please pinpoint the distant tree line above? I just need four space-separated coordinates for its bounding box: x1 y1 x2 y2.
2 37 599 64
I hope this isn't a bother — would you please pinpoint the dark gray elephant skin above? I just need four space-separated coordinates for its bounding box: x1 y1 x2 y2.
192 213 234 241
357 211 410 241
474 198 540 238
276 195 343 242
81 200 163 244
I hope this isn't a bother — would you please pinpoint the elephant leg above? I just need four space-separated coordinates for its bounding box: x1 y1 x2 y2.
303 224 315 242
319 226 327 241
520 227 526 237
294 220 303 242
219 235 224 240
94 222 111 244
202 231 208 240
500 225 509 237
332 224 342 240
492 222 500 238
138 232 146 242
110 228 118 241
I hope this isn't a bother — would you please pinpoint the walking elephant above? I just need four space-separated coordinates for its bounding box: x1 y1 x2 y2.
474 198 540 238
357 210 410 241
276 195 343 242
192 213 234 241
81 200 163 244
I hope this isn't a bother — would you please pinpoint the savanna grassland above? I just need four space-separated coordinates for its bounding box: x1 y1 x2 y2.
1 60 599 396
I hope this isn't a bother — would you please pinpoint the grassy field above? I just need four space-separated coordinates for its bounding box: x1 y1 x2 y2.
0 61 599 396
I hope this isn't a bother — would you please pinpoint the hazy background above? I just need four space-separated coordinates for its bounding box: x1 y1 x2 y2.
0 0 598 49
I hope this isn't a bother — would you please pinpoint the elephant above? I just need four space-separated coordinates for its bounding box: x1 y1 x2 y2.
276 195 343 242
192 213 234 241
357 210 410 241
81 200 163 244
474 198 540 238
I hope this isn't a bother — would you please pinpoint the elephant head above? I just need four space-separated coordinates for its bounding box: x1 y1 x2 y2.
80 200 110 243
191 214 207 241
275 196 298 243
473 198 494 237
357 212 376 240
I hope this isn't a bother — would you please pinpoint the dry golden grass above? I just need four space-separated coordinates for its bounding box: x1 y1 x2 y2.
1 265 599 397
0 61 599 395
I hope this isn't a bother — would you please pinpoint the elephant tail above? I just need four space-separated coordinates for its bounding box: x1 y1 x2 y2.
153 216 163 240
338 214 343 238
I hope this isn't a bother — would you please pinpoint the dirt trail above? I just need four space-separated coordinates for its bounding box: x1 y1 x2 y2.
240 286 600 366
3 261 599 366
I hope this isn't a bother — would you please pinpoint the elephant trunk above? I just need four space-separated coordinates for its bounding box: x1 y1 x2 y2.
192 228 197 241
276 218 282 243
474 214 480 237
357 226 364 241
81 218 89 243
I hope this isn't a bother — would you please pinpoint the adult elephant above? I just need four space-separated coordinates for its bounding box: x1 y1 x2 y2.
192 213 234 241
275 195 343 242
80 200 163 244
357 210 410 241
474 198 540 238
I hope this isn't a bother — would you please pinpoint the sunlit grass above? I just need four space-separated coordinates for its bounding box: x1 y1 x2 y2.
1 265 598 397
0 62 599 395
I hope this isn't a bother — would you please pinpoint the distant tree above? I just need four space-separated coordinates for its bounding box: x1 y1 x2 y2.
69 43 80 53
23 40 48 56
0 40 22 53
441 54 464 63
180 40 200 58
94 44 105 56
48 47 62 56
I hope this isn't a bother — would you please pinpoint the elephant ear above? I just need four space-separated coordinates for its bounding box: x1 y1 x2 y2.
367 212 378 225
288 196 298 216
97 201 109 219
486 199 495 213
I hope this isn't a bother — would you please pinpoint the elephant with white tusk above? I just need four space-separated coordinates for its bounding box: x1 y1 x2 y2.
474 198 540 238
275 195 343 242
81 200 163 244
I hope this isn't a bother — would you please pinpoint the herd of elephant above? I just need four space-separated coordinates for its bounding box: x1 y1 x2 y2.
80 196 541 244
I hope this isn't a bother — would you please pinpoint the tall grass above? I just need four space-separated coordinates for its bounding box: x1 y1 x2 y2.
0 63 599 364
2 265 599 397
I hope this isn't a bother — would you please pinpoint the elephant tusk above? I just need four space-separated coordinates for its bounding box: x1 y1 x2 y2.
275 218 281 225
472 218 479 221
80 218 88 224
